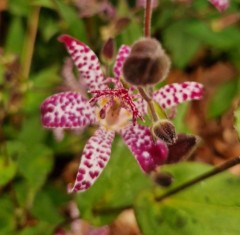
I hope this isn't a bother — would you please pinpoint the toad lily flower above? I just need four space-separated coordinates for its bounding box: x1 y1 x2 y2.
41 35 203 193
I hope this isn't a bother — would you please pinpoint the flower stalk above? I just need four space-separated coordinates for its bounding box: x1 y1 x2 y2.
155 156 240 202
21 6 40 80
138 87 159 122
138 1 159 122
138 1 169 126
144 0 152 37
92 156 240 215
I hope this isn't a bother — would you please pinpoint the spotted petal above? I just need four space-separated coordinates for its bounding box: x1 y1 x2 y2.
58 34 107 91
153 82 204 109
70 128 115 193
41 92 96 128
113 45 131 83
134 97 147 116
209 0 229 12
120 124 168 173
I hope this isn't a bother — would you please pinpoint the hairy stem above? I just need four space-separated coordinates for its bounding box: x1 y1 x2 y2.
138 87 158 122
155 156 240 202
144 0 152 37
21 6 40 80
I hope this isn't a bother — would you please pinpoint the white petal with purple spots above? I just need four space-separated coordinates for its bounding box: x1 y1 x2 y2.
120 124 168 173
209 0 229 12
70 127 115 193
58 35 107 91
153 82 204 109
113 45 131 85
41 92 96 128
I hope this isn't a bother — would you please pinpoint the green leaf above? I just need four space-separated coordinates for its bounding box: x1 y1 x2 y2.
24 66 61 113
32 0 55 8
5 17 25 55
76 138 152 225
172 103 189 133
208 79 238 118
0 196 15 234
0 156 17 187
17 144 54 191
234 105 240 140
31 191 63 224
117 19 142 46
31 66 60 88
39 17 59 41
186 21 240 50
163 21 201 68
18 222 54 235
135 162 240 235
14 181 30 208
7 141 53 194
17 117 46 145
55 0 87 42
8 0 30 16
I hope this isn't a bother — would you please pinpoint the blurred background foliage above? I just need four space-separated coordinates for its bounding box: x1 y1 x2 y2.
0 0 240 234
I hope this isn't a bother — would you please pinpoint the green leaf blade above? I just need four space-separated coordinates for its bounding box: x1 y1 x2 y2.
135 162 240 235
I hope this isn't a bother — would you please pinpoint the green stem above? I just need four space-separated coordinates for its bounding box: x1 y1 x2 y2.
90 157 240 215
138 87 158 122
21 6 40 80
155 156 240 202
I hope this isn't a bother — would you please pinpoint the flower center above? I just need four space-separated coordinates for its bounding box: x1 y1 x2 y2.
96 97 132 131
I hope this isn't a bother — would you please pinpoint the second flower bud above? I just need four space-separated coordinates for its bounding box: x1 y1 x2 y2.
152 119 177 145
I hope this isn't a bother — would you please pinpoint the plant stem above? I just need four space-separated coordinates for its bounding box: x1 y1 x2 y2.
155 156 240 202
90 157 240 215
21 6 40 80
144 0 152 37
141 0 163 123
138 87 158 122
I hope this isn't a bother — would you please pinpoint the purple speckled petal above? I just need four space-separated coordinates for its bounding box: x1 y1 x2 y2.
58 34 107 91
41 92 96 128
70 127 115 193
113 45 131 83
134 97 147 116
120 124 168 173
153 82 204 109
209 0 229 12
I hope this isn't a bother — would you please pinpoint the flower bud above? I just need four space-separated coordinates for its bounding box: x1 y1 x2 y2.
167 134 200 164
101 38 115 64
153 172 173 187
152 119 177 145
123 38 170 86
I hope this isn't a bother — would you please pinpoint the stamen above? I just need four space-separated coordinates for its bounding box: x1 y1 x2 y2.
89 88 142 125
99 109 106 119
99 98 114 119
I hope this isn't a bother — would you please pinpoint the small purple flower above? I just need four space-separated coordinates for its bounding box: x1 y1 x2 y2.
209 0 229 12
41 35 203 193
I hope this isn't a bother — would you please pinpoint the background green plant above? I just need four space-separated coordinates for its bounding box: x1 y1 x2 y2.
1 0 240 234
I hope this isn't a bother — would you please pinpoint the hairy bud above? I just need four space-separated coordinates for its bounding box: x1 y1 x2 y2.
153 172 173 187
167 134 200 164
152 119 177 145
101 38 115 64
123 38 170 86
